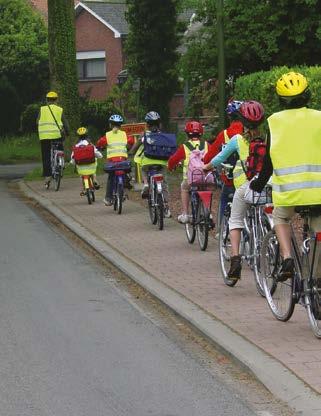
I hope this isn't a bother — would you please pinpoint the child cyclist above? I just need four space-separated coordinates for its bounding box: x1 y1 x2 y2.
130 111 171 217
168 121 209 224
96 114 134 206
204 101 265 281
70 127 102 194
203 100 244 228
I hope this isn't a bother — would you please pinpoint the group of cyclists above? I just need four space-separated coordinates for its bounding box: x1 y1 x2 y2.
38 70 321 297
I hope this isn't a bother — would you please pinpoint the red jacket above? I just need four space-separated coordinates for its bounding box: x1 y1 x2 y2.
203 121 243 186
96 134 135 162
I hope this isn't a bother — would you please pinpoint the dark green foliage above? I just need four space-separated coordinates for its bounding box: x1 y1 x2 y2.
48 0 80 146
182 0 321 87
234 66 321 130
0 0 48 134
0 76 23 135
20 103 41 134
125 0 181 126
80 98 120 137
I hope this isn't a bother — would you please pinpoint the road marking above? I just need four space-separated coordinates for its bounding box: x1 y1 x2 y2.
256 412 274 416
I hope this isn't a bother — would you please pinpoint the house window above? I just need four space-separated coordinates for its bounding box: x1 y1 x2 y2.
76 51 106 80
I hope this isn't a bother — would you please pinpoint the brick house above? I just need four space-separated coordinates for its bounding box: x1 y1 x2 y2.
28 0 193 120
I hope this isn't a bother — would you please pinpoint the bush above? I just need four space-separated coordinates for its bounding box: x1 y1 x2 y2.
20 103 41 134
80 98 120 136
234 65 321 121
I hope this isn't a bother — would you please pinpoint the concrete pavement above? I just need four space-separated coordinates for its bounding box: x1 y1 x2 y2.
21 178 321 415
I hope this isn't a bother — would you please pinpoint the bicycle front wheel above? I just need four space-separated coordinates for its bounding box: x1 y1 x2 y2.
156 193 164 230
196 202 209 251
185 198 196 244
262 230 295 321
219 211 237 287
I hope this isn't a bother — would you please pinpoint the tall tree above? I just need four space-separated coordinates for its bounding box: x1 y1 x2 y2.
48 0 79 144
0 0 48 134
125 0 180 126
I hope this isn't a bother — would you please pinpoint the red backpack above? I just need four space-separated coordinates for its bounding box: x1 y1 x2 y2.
245 138 266 180
72 144 95 165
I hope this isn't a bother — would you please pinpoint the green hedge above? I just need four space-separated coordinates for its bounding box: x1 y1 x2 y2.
234 66 321 120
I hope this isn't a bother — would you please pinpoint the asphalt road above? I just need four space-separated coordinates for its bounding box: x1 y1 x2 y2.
0 175 259 416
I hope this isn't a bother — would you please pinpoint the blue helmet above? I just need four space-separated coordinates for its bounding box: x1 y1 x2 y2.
225 100 243 115
145 111 161 122
109 114 124 124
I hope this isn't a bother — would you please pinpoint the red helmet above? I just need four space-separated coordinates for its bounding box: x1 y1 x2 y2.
239 101 264 127
184 121 204 135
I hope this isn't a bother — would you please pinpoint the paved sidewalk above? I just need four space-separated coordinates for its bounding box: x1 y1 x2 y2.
24 179 321 403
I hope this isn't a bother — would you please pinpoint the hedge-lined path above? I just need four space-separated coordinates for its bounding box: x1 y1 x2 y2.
26 177 321 394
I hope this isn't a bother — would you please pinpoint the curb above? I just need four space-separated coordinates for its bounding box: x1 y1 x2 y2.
20 181 321 416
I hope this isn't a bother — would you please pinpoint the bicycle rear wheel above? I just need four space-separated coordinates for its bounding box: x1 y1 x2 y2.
253 212 272 297
262 231 295 321
185 199 196 244
116 182 123 215
86 190 92 205
148 193 157 224
156 193 164 230
196 202 209 251
53 166 62 191
306 280 321 338
219 210 237 287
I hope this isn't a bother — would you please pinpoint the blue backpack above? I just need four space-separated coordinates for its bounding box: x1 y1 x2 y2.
143 132 177 160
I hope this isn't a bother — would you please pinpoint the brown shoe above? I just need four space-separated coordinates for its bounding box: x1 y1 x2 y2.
228 255 242 280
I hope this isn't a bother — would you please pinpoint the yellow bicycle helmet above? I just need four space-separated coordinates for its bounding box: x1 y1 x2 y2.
77 127 88 136
276 72 308 97
46 91 58 99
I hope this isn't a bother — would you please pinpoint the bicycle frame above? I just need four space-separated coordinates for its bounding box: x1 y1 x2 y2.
148 170 164 208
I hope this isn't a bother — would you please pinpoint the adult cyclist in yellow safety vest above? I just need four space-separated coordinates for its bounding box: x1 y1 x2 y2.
251 72 321 281
96 114 134 206
37 91 69 188
204 101 265 280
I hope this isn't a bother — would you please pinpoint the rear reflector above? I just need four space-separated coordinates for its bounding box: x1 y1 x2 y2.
316 232 321 242
264 204 274 214
153 175 163 182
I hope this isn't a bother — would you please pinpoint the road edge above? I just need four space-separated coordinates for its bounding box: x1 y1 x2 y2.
20 180 321 416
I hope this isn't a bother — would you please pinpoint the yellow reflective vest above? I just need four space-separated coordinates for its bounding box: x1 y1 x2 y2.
106 129 128 159
233 134 249 189
182 140 209 179
269 108 321 207
38 104 63 140
223 129 230 144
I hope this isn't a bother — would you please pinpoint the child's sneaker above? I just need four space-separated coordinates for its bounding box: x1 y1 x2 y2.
178 213 189 224
103 198 113 206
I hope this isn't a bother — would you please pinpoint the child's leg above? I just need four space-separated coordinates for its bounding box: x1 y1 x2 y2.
181 180 190 214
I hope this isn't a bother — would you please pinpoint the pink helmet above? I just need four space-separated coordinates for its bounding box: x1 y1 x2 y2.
184 121 204 135
239 101 264 127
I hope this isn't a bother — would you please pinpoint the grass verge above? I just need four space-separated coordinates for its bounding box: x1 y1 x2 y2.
0 134 41 164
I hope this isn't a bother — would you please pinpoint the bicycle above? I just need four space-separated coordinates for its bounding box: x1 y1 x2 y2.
147 166 168 231
219 182 273 294
261 205 321 338
104 160 131 215
47 140 64 191
184 171 215 251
